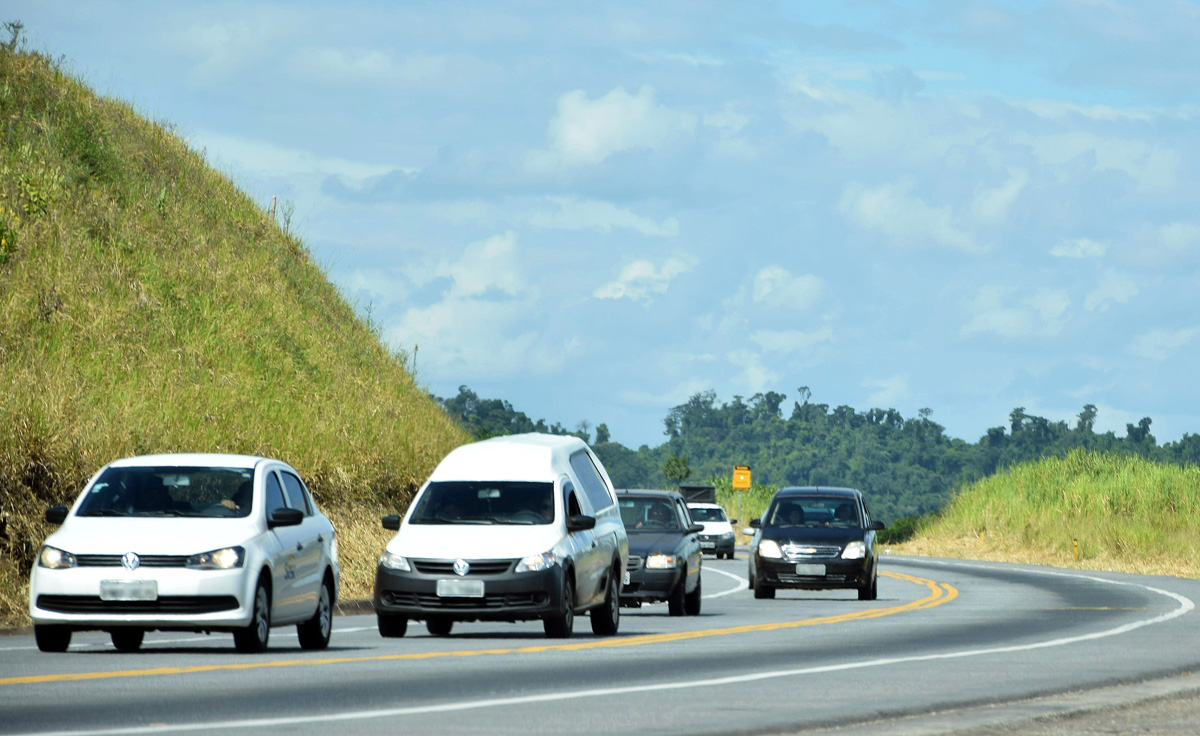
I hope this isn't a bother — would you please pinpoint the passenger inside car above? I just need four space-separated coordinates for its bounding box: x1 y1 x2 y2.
832 503 857 526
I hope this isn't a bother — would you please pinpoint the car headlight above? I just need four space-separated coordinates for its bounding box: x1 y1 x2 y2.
379 551 411 571
515 551 558 573
841 541 867 560
38 546 76 569
645 553 678 569
758 539 782 559
720 531 735 540
187 546 245 570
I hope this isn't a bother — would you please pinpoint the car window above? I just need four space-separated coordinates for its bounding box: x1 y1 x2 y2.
408 481 556 525
766 496 862 528
565 483 584 517
688 507 727 522
264 472 288 518
619 496 680 531
675 500 691 527
75 465 254 518
568 451 614 512
279 471 312 516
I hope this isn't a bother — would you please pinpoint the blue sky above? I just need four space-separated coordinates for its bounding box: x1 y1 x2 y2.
16 1 1200 449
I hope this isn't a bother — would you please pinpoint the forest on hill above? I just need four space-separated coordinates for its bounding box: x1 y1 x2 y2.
437 385 1200 522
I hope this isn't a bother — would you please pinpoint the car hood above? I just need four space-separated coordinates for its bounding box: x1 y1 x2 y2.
695 521 733 535
626 530 685 556
45 517 260 555
387 523 566 560
758 526 865 545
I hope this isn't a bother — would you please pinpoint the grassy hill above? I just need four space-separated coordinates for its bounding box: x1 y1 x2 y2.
0 35 466 625
892 449 1200 578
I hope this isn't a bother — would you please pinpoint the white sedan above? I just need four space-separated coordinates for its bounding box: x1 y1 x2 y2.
29 453 339 653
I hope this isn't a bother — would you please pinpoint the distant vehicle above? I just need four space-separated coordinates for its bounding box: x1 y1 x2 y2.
373 433 628 639
29 454 340 653
678 483 717 504
746 487 884 601
686 502 737 559
617 490 703 615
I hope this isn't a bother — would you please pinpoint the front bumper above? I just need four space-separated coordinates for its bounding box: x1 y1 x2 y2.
373 560 566 622
698 535 735 555
620 565 683 603
755 556 871 590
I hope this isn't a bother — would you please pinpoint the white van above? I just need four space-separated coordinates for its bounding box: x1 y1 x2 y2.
373 433 628 639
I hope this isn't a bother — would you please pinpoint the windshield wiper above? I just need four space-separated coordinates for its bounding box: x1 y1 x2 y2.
77 509 129 517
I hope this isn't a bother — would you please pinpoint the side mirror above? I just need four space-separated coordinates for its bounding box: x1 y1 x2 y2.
748 518 761 529
45 505 69 525
268 507 304 528
687 523 704 535
566 514 596 532
741 528 755 536
730 519 738 525
382 514 401 531
869 520 886 531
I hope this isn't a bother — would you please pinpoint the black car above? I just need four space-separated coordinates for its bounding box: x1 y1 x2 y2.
747 487 884 601
617 490 704 616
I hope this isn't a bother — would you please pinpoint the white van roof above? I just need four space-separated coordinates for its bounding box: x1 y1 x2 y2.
428 433 589 483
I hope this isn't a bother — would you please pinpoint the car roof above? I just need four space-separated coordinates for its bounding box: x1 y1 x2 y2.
107 453 268 470
616 489 684 500
429 433 590 483
774 486 862 499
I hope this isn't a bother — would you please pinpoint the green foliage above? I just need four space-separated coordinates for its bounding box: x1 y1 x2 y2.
661 455 691 485
877 515 924 544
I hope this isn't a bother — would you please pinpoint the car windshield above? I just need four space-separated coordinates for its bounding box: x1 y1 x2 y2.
619 497 680 531
688 507 727 522
75 466 255 518
765 497 861 529
408 481 555 525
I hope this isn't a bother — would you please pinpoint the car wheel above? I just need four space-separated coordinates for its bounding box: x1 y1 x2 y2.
748 569 755 589
667 570 687 616
297 577 333 650
684 573 702 616
754 580 775 599
590 569 620 636
233 579 271 653
378 613 408 638
110 629 144 652
544 576 575 638
426 617 454 636
34 625 71 653
859 573 878 601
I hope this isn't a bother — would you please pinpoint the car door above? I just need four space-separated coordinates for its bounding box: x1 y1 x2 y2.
279 469 325 617
675 498 703 593
561 480 602 608
263 469 308 623
567 453 616 606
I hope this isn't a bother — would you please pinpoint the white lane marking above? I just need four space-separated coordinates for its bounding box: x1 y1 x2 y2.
703 566 749 598
0 626 379 652
10 562 1193 736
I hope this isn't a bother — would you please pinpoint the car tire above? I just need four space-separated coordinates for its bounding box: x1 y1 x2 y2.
233 578 271 653
684 573 702 616
297 577 333 650
754 581 775 599
110 629 144 652
667 570 687 616
426 617 454 636
590 569 620 636
378 613 408 638
859 573 878 601
748 569 755 589
34 625 71 653
544 576 575 639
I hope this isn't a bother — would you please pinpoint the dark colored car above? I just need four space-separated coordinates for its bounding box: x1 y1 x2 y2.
747 487 884 601
617 490 704 616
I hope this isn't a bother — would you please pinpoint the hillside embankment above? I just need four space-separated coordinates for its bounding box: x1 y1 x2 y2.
0 38 466 626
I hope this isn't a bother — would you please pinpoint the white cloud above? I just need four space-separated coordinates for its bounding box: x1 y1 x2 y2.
527 197 678 237
175 12 293 79
863 375 908 407
294 48 481 85
1159 222 1200 252
751 267 824 311
433 232 522 298
1084 269 1138 311
187 130 395 181
620 378 714 409
727 350 778 393
1050 238 1107 258
971 168 1028 225
535 86 696 167
1018 132 1178 190
749 326 833 353
593 256 694 305
1129 328 1197 363
839 179 981 252
962 286 1071 338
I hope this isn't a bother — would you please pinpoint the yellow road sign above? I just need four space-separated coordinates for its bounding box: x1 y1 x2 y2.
732 465 751 490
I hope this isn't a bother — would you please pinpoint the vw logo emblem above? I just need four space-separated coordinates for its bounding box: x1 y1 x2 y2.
121 552 141 571
452 559 470 576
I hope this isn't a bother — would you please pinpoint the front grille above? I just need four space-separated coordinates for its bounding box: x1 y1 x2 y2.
776 573 849 584
382 591 547 610
410 559 514 575
626 555 643 572
700 535 719 543
75 554 189 568
36 595 239 614
782 544 841 560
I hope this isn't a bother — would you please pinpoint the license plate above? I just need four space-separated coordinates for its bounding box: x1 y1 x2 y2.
794 564 825 576
436 579 484 598
100 580 158 601
700 542 715 549
623 572 631 586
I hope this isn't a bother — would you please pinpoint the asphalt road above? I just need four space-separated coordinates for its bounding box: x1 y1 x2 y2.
3 554 1200 736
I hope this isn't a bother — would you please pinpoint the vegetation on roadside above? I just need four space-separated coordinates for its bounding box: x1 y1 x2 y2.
0 29 466 626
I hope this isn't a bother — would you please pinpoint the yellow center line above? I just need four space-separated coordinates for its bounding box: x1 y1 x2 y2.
3 570 956 687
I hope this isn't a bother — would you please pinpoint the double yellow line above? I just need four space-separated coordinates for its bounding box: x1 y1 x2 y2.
2 571 956 687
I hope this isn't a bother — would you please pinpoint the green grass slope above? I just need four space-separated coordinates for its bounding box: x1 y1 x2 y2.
0 39 467 625
895 449 1200 577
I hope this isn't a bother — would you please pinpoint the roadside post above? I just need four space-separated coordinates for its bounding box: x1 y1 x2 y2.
732 465 751 529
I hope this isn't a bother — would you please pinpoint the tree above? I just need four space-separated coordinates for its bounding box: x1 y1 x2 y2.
662 456 691 486
594 423 611 444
